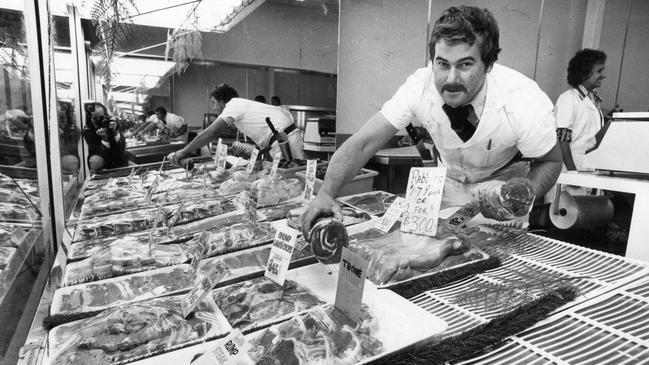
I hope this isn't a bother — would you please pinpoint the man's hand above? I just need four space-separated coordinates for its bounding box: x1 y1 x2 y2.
473 178 535 221
96 127 108 141
167 150 187 167
301 191 343 237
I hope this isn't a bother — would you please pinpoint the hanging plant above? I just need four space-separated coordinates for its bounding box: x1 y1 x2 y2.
164 9 203 76
86 0 137 89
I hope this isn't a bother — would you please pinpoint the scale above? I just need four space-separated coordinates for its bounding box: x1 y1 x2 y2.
303 116 336 152
582 112 649 175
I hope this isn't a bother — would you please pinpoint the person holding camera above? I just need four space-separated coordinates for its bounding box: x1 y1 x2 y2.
83 102 129 171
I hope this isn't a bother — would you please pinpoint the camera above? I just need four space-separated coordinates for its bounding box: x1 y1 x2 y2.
96 115 113 129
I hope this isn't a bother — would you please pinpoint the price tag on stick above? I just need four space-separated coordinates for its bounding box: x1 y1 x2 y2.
270 152 282 178
148 202 164 256
335 247 369 324
444 201 481 230
374 196 407 232
246 148 259 173
302 159 317 206
264 227 298 286
401 167 446 236
245 186 258 224
180 275 213 318
191 329 253 365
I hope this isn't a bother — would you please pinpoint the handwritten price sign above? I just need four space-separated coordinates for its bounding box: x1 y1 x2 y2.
192 329 253 365
302 160 317 207
264 227 297 286
401 167 446 236
374 196 407 232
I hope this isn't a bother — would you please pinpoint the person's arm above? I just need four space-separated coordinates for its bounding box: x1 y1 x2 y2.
170 123 188 138
169 116 233 164
558 140 576 170
301 112 397 235
527 141 563 197
139 121 159 135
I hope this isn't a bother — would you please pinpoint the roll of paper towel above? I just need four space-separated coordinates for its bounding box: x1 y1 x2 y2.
550 192 614 230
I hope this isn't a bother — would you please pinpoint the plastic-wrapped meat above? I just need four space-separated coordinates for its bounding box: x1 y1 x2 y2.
0 247 16 270
0 202 40 222
63 241 188 285
348 223 470 285
258 201 303 222
49 295 228 365
51 265 194 315
211 277 324 331
183 222 275 258
74 209 156 241
247 305 383 364
338 191 396 216
251 177 303 208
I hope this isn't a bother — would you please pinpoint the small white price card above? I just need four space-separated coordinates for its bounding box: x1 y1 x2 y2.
181 275 213 318
264 226 298 286
216 141 227 174
270 152 282 178
401 167 446 236
302 159 317 207
444 201 480 230
213 138 222 164
245 186 258 224
374 196 407 232
335 247 369 324
192 329 253 365
246 148 259 173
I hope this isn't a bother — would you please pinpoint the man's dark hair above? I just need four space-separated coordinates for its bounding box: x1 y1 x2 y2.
567 49 607 88
154 106 167 116
254 95 267 103
271 96 281 106
211 84 239 103
429 6 501 68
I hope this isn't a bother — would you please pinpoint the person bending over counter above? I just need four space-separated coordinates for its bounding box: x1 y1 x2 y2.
137 106 188 142
302 5 562 234
168 83 305 166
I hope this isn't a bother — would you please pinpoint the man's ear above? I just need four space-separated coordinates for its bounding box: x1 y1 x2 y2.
486 63 493 73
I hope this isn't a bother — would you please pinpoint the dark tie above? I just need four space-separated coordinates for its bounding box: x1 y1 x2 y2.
442 104 477 142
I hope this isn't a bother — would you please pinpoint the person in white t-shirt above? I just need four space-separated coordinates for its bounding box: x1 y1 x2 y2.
301 5 563 234
169 84 304 166
138 106 188 142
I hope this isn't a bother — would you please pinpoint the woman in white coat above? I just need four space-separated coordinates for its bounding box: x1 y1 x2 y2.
553 49 608 196
555 49 607 172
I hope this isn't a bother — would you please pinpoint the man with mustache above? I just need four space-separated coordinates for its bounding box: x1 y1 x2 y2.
302 5 562 233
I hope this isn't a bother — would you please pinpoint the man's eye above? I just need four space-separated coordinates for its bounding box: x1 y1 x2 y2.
436 60 449 67
459 62 473 70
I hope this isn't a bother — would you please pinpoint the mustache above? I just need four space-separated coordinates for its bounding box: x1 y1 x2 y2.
442 84 467 93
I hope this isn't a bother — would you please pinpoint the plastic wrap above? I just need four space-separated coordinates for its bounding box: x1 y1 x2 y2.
211 277 325 332
49 294 231 365
338 191 396 216
51 265 195 316
0 246 16 270
250 177 303 207
247 305 383 365
182 222 275 259
0 202 40 223
63 242 188 286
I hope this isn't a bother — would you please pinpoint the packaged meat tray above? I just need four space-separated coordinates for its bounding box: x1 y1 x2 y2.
346 220 490 286
48 293 232 365
62 241 188 286
211 277 325 332
73 199 237 242
257 201 304 222
0 202 40 223
182 221 276 259
50 265 195 317
68 232 188 261
0 223 30 247
337 190 397 216
250 176 304 208
0 246 17 270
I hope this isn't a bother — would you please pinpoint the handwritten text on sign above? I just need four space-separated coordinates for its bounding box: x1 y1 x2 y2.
264 227 297 286
375 196 407 232
401 167 446 236
191 329 253 365
180 275 212 318
334 247 369 324
302 160 317 206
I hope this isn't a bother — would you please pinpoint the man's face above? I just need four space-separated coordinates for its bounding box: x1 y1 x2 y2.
433 39 489 108
155 112 164 121
211 97 225 114
583 62 606 91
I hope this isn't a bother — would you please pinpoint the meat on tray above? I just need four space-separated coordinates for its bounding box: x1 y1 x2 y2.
183 221 276 259
51 265 194 315
250 177 303 207
49 294 229 365
338 191 396 216
63 241 188 285
0 246 16 270
348 222 476 285
211 277 325 331
0 202 40 222
247 304 383 364
74 199 237 241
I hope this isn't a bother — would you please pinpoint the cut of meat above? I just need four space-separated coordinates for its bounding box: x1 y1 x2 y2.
211 277 324 331
247 305 383 365
338 191 395 216
183 222 276 259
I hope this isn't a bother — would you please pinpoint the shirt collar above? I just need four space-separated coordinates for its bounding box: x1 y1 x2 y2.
577 84 602 104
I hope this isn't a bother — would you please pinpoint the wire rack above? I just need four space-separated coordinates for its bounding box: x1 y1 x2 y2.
453 278 649 364
410 226 649 338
